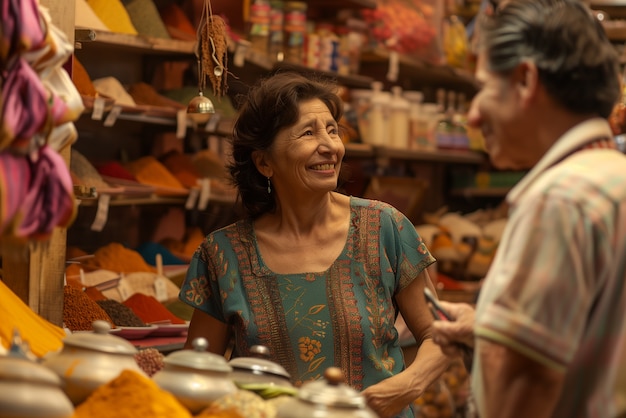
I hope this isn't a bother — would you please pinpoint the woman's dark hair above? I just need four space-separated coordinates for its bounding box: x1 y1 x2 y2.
228 71 344 219
478 0 620 118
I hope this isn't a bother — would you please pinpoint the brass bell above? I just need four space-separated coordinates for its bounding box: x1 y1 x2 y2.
187 91 215 114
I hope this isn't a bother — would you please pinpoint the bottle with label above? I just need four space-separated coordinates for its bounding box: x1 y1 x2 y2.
268 0 284 61
283 1 307 64
369 81 390 147
404 91 430 150
388 86 410 149
248 0 271 54
452 93 470 149
435 89 456 149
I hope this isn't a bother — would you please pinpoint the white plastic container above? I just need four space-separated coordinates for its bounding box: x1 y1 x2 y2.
369 81 390 146
350 89 373 144
388 86 410 149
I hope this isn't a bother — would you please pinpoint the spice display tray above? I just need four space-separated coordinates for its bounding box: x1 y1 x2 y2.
149 323 189 338
115 325 158 340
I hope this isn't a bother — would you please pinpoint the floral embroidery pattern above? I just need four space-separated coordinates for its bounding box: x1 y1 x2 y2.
298 336 321 361
184 275 209 306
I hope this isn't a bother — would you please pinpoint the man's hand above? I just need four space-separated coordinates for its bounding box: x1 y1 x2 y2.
431 301 475 357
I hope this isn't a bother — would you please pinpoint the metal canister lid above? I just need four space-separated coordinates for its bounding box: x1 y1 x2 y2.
164 338 232 373
62 320 137 355
228 345 291 380
297 367 368 409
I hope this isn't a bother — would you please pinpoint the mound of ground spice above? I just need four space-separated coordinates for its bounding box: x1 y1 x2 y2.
123 293 185 324
72 369 191 418
81 243 156 274
125 156 185 190
63 285 114 332
160 150 201 188
96 299 146 327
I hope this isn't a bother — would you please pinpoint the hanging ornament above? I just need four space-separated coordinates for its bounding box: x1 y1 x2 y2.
198 0 228 98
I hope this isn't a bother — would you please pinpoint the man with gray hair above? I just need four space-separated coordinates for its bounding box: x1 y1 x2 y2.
431 1 626 417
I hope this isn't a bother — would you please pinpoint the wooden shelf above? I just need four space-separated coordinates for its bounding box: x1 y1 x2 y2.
345 142 376 158
450 187 512 198
75 28 195 56
77 193 235 207
308 0 377 8
375 146 487 165
360 48 479 95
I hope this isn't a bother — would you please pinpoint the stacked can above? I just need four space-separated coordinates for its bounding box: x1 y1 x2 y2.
268 1 284 61
317 23 340 73
283 1 307 64
304 27 321 69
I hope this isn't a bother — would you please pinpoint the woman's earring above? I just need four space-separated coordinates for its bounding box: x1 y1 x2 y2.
267 177 271 194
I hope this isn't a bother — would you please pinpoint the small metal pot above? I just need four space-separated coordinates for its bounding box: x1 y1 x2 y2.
276 367 377 418
152 338 236 414
228 345 293 387
0 354 74 418
41 320 145 405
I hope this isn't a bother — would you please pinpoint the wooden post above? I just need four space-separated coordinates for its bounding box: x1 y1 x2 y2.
1 0 75 326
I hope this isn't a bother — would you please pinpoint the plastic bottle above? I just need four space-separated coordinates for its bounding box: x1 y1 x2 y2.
268 0 284 61
388 86 410 149
404 91 424 150
283 1 307 64
350 89 373 144
421 103 440 151
452 93 470 149
435 90 456 149
369 81 389 146
248 0 271 54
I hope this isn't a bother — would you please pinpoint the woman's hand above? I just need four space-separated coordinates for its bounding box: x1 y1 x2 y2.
361 372 419 418
431 301 476 357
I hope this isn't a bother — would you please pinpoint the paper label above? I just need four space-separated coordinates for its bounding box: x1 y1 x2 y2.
198 178 211 210
90 194 110 232
185 187 200 210
117 276 132 301
92 97 105 120
103 105 122 127
154 276 169 302
387 51 399 82
176 109 187 139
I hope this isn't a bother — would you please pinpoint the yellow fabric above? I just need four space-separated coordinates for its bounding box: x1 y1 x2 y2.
86 0 138 35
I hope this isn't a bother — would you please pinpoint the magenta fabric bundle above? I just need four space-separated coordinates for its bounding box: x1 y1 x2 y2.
0 58 52 152
0 0 46 62
0 146 76 241
0 150 30 237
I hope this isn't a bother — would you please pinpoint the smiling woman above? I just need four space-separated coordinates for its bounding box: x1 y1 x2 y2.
178 71 450 418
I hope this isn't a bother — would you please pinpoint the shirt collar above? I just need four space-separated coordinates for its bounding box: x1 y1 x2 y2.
506 117 613 205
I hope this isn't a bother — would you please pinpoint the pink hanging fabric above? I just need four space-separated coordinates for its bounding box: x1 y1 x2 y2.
0 0 46 62
15 146 76 240
0 150 30 237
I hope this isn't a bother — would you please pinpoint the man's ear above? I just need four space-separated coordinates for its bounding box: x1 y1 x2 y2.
252 150 272 178
514 60 540 107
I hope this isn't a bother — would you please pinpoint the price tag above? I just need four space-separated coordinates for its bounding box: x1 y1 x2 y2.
204 113 221 133
198 178 211 210
117 276 132 301
92 97 105 120
90 193 110 232
154 276 169 302
103 105 122 127
234 40 251 67
386 51 399 83
176 109 187 139
185 187 200 210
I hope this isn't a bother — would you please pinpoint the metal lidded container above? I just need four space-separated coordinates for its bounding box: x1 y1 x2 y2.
41 320 145 405
228 344 293 387
276 367 377 418
152 337 237 414
0 353 74 418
